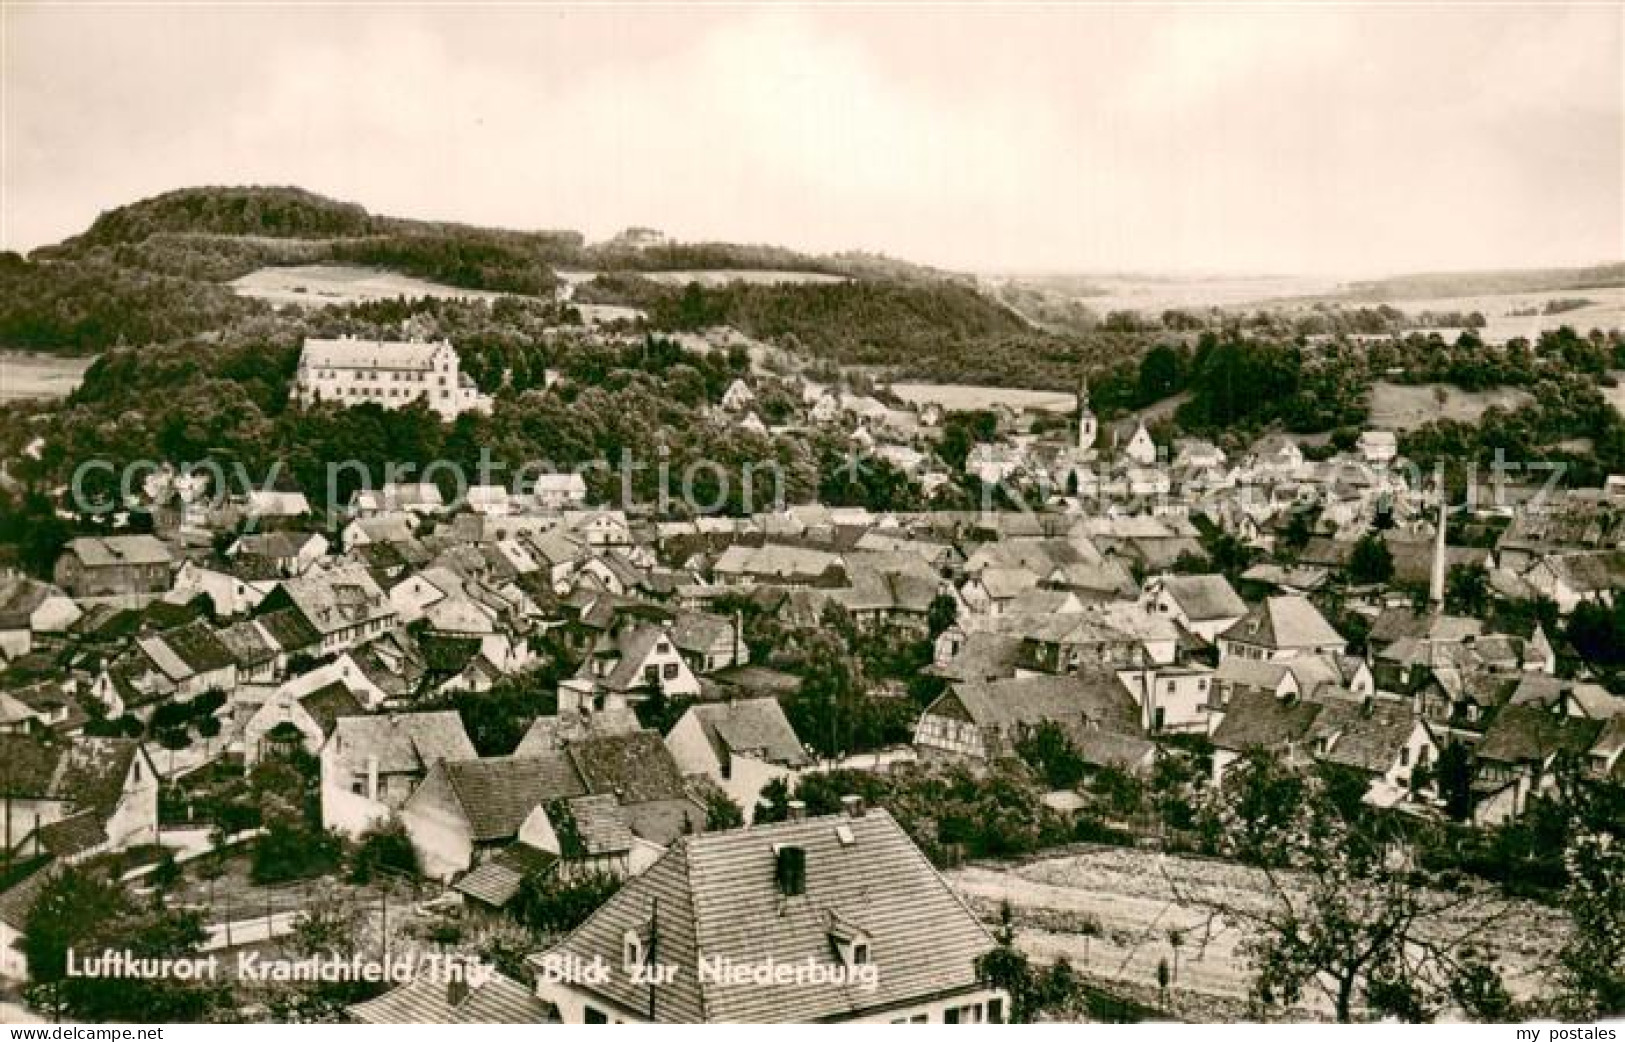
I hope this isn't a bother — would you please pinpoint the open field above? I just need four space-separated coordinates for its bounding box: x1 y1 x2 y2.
636 269 849 287
947 845 1569 1021
0 351 95 401
1367 380 1535 431
231 264 511 306
888 382 1076 413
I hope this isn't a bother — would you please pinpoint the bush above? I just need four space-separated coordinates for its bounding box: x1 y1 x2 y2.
251 821 343 885
349 818 418 883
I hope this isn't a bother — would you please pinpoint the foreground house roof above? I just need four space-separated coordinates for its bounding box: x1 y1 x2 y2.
527 808 996 1022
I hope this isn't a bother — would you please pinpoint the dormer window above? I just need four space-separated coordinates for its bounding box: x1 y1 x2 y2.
623 929 645 973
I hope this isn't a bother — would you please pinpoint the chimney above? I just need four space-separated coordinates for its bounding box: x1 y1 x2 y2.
787 799 807 822
446 976 469 1008
840 794 865 819
365 755 379 800
775 845 807 897
1429 479 1448 607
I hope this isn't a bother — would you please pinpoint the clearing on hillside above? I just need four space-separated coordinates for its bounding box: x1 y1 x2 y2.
1367 381 1534 431
231 264 511 306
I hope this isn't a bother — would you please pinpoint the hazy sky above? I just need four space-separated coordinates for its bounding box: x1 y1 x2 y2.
3 4 1621 276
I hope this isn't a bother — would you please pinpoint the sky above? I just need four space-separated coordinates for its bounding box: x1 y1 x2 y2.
2 3 1621 277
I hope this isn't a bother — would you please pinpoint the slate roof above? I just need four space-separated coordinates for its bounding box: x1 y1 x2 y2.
685 698 810 769
566 730 690 805
566 793 635 855
0 863 56 932
0 576 64 629
328 712 476 777
1157 574 1247 622
1211 690 1324 754
299 682 364 736
1478 704 1605 765
141 620 234 676
1219 596 1344 651
527 808 996 1023
943 673 1141 737
64 535 172 568
436 754 588 843
349 971 553 1024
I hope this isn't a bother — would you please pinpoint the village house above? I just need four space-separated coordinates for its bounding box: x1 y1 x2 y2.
665 697 810 818
53 535 174 597
1140 573 1248 643
320 711 477 838
239 679 363 766
915 672 1141 762
528 805 1008 1023
561 624 703 712
227 531 330 578
0 575 81 660
256 566 397 656
1216 595 1346 662
0 734 159 861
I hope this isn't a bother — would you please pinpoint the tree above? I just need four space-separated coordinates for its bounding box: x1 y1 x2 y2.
1445 562 1490 617
927 593 960 639
24 866 214 1022
1177 770 1515 1022
975 902 1037 1022
349 817 418 883
513 871 622 936
1347 532 1394 585
1015 720 1086 790
699 784 746 830
1549 795 1625 1017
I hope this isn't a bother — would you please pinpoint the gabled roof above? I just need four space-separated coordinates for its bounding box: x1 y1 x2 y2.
349 970 553 1024
1219 596 1344 651
513 709 642 757
564 793 635 855
1310 698 1425 775
299 681 364 736
566 730 689 805
1478 704 1604 765
684 698 810 769
433 754 588 843
1211 690 1324 754
526 809 996 1023
1157 574 1247 622
0 734 143 815
328 712 476 776
943 673 1141 736
64 535 172 568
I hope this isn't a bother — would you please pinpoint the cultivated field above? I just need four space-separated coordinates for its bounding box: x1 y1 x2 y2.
1367 381 1534 432
888 382 1077 413
636 269 849 287
231 264 510 306
947 845 1569 1021
0 351 94 401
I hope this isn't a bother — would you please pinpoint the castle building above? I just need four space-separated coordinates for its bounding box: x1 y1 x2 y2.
291 337 491 421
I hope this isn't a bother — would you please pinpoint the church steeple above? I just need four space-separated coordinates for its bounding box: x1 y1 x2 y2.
1077 377 1097 453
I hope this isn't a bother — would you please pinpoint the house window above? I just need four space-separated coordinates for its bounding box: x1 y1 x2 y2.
988 998 1005 1023
663 663 679 680
584 1007 609 1024
1399 746 1410 767
851 942 869 965
644 666 659 686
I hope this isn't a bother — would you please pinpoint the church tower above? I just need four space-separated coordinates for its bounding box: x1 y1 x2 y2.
1077 378 1098 454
